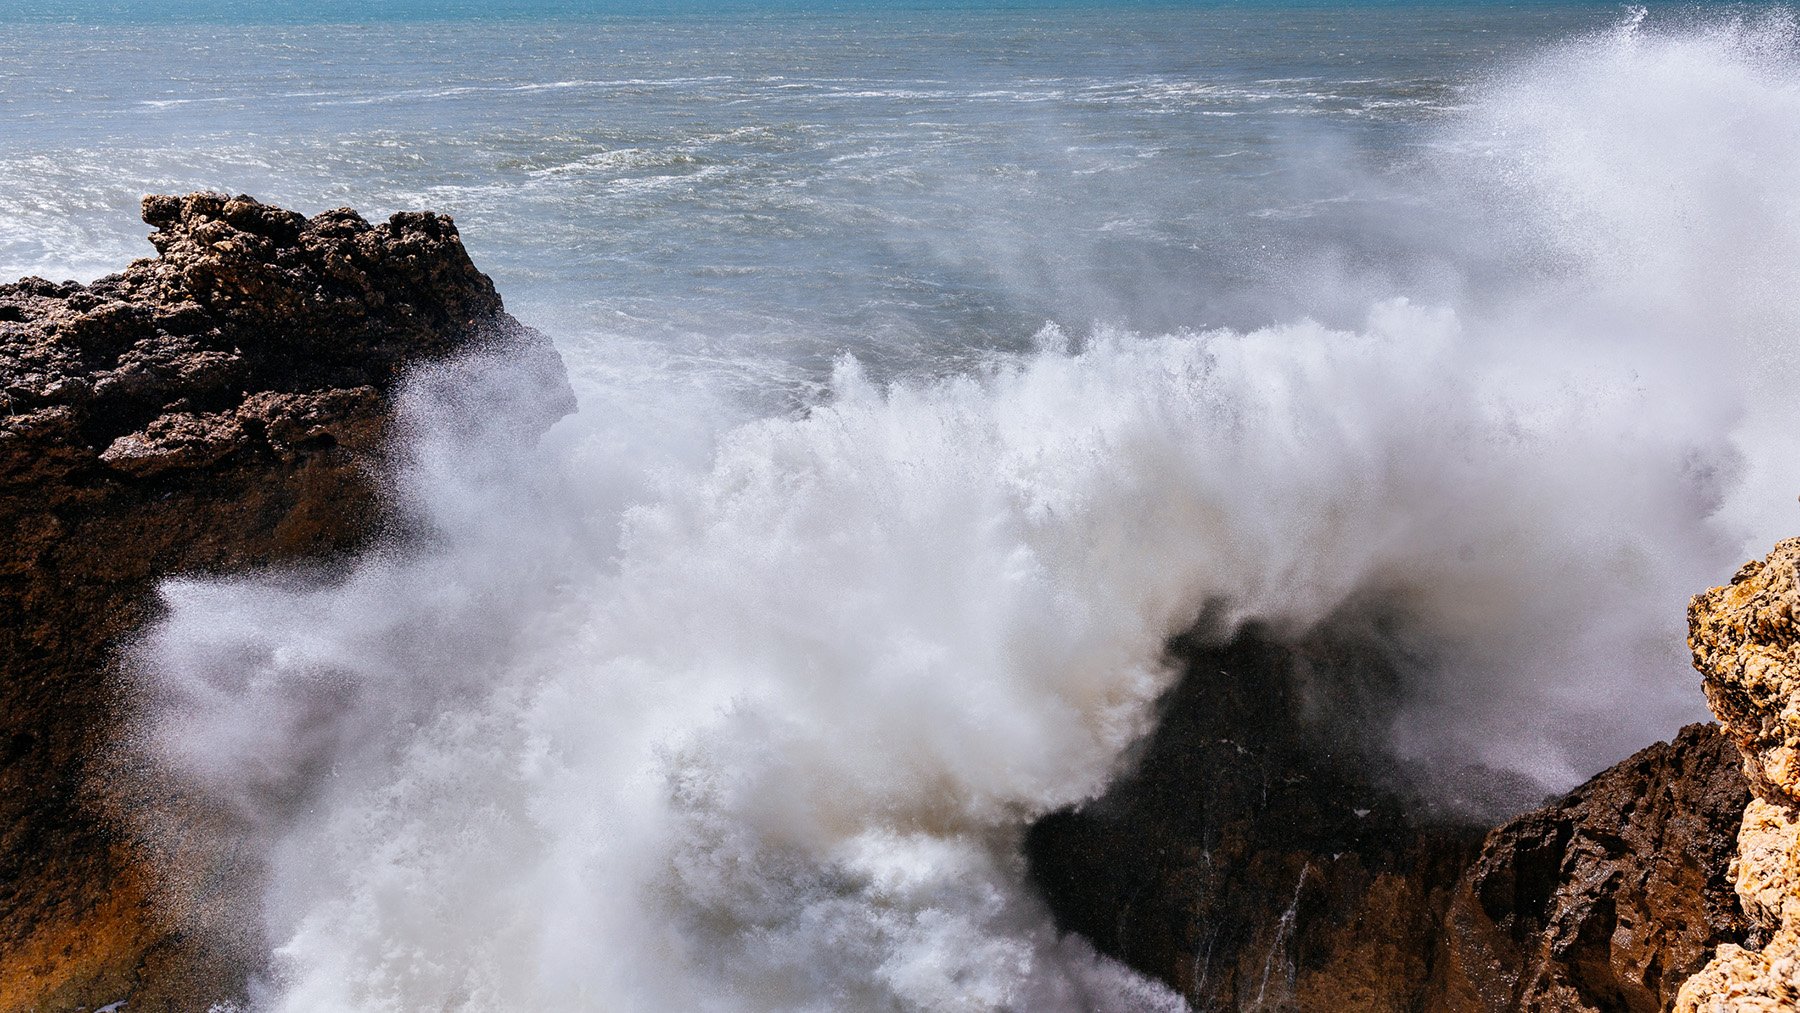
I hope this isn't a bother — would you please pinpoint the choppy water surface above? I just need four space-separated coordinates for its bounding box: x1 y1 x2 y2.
4 3 1605 377
8 3 1800 1010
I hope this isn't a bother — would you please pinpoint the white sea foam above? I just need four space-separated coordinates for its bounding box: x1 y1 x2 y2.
131 13 1800 1012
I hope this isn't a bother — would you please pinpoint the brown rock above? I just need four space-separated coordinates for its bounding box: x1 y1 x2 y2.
1025 623 1491 1012
0 193 569 1012
1025 623 1747 1013
98 410 247 476
1433 723 1749 1012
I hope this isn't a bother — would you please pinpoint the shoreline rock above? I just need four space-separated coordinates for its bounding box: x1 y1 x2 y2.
1436 722 1749 1011
1026 623 1748 1012
0 193 567 1012
1025 623 1489 1010
1675 539 1800 1011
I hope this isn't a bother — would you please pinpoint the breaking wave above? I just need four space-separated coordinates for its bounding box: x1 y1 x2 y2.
133 12 1800 1011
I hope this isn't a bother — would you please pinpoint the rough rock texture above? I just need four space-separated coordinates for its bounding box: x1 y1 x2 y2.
1677 540 1800 1011
1026 624 1749 1012
0 192 565 1012
1025 623 1489 1011
1436 723 1750 1012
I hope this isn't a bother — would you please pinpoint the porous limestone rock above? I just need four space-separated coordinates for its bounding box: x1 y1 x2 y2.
0 193 568 1012
1677 540 1800 1012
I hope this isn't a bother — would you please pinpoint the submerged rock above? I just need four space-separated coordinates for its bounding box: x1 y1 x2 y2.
0 193 567 1012
1676 540 1800 1012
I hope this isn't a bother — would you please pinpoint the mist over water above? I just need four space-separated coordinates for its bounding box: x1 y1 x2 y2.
10 3 1795 1009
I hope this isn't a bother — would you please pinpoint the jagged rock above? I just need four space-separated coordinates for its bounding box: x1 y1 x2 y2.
1688 545 1800 805
0 193 568 1012
1025 623 1492 1012
1026 625 1748 1012
1434 723 1749 1012
1677 540 1800 1012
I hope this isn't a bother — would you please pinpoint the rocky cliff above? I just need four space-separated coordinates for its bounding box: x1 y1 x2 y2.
0 192 565 1011
1675 539 1800 1011
1436 722 1749 1011
1027 624 1750 1012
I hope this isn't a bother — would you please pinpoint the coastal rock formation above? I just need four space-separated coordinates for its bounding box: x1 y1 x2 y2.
1026 625 1749 1012
1025 623 1489 1011
0 193 566 1011
1435 723 1749 1011
1676 540 1800 1012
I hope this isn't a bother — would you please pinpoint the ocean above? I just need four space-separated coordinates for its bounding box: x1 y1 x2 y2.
6 1 1800 1008
3 2 1626 372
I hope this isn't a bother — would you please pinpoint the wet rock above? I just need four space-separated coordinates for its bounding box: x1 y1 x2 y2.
1436 723 1749 1012
1025 623 1491 1012
0 193 569 1012
1026 624 1748 1012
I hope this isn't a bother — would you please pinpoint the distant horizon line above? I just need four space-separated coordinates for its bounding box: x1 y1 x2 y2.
0 0 1723 26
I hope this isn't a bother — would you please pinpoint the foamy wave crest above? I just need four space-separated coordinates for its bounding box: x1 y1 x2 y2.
132 12 1800 1011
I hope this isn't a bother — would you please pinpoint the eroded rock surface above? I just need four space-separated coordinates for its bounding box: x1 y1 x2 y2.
0 192 566 1012
1026 624 1748 1012
1024 623 1490 1011
1436 722 1749 1012
1677 540 1800 1011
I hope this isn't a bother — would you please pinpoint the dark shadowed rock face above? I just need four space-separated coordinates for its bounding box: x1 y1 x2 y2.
1025 625 1748 1012
0 193 567 1012
1435 723 1749 1012
1025 624 1492 1011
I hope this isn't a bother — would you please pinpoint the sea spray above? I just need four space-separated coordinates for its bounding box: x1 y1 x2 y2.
132 12 1800 1011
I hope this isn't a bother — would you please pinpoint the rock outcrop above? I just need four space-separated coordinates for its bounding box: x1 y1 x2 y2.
0 192 565 1012
1676 540 1800 1011
1025 623 1490 1011
1026 624 1750 1012
1436 723 1749 1011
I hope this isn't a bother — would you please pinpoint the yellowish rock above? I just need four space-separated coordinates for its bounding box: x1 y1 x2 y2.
1733 799 1800 932
1678 539 1800 1010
